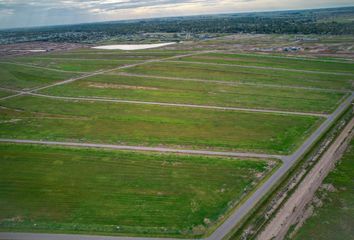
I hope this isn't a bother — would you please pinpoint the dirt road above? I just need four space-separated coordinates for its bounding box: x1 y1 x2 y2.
257 117 354 240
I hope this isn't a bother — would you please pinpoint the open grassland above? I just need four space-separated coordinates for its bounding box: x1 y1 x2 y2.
7 57 141 73
0 143 277 237
120 61 353 90
0 96 321 154
40 74 346 114
0 62 79 90
40 50 192 60
177 53 354 74
0 89 12 99
293 139 354 240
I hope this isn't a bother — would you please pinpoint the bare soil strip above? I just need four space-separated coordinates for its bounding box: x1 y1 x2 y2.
29 92 329 117
257 117 354 240
168 60 354 76
0 61 87 74
0 51 214 102
0 139 284 160
0 87 329 117
115 72 348 93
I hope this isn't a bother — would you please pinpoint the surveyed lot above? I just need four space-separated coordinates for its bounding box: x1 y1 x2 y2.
0 62 80 90
40 73 345 114
120 61 353 90
0 95 321 154
0 144 277 237
177 52 354 74
7 57 141 73
293 139 354 240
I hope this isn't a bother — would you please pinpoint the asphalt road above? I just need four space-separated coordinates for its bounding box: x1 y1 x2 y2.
0 47 353 240
206 92 353 240
1 93 352 240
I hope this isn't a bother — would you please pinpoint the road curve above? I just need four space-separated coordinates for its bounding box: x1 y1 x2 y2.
0 139 284 160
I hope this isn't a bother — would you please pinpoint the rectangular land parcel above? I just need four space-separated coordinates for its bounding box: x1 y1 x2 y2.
39 73 346 114
0 95 322 154
0 143 278 237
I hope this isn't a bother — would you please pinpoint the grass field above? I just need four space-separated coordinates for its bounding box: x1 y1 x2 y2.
0 95 322 154
7 57 141 73
120 61 352 90
177 53 354 74
38 50 191 60
39 73 346 114
292 139 354 240
0 40 350 238
0 89 12 99
0 143 277 237
0 62 80 90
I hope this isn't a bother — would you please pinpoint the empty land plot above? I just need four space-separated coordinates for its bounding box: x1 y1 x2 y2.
41 50 192 60
0 143 278 237
0 96 322 154
293 138 354 240
0 62 80 90
0 89 13 99
7 57 141 73
40 74 346 114
120 62 353 90
176 53 354 75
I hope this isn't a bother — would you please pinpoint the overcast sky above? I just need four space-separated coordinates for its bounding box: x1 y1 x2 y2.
0 0 353 29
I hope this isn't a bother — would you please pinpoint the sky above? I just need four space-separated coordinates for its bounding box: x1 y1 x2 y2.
0 0 353 29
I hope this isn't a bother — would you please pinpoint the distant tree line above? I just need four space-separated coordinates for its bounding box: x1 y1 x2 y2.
1 7 353 44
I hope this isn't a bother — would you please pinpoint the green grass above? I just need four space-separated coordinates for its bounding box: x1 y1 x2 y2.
8 58 140 72
39 50 190 60
293 139 354 240
40 74 346 114
0 63 79 90
0 95 322 154
177 53 354 74
0 143 276 237
120 61 352 90
0 89 13 99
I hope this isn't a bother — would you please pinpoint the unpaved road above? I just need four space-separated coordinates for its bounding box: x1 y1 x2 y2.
0 46 353 240
258 117 354 240
0 87 329 117
0 50 214 101
115 72 347 93
168 60 354 76
0 95 352 240
28 92 328 117
0 139 285 160
0 61 87 74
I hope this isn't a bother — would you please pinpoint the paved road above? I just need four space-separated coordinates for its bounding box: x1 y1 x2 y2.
115 72 347 93
1 94 352 240
27 92 328 117
167 60 354 76
205 92 354 240
0 139 284 160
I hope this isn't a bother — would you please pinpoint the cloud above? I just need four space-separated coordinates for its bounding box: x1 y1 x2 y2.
0 0 353 29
